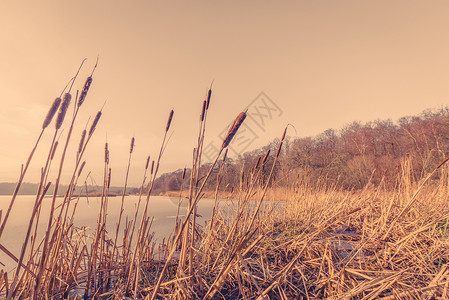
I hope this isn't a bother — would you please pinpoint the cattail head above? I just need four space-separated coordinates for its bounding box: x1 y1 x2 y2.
150 160 154 175
105 142 109 164
222 111 247 149
78 76 92 108
262 149 270 164
281 126 287 141
206 88 212 110
254 156 261 170
55 93 71 130
130 137 135 154
42 97 61 129
276 141 283 158
89 111 102 137
166 109 174 132
50 141 58 160
182 167 186 180
107 168 111 188
63 92 72 103
145 155 150 170
200 100 206 121
78 130 86 155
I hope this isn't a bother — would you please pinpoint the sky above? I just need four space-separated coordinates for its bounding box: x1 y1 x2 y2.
1 1 449 187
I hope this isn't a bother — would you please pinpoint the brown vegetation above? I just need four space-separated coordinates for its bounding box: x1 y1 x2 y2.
155 107 449 195
1 63 449 299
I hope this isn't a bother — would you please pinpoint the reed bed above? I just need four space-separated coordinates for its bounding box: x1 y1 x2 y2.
1 65 449 299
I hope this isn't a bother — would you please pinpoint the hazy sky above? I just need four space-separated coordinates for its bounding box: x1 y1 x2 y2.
1 1 449 186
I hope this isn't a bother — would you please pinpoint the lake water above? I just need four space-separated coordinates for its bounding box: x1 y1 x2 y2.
0 194 219 272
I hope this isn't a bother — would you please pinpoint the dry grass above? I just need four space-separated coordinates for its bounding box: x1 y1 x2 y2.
1 65 449 299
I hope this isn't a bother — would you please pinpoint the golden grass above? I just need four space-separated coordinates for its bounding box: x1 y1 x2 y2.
2 65 449 299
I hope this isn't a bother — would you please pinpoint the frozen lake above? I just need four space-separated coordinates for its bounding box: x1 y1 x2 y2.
0 194 218 272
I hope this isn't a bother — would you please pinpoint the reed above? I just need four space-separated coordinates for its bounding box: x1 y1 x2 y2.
126 109 174 295
55 93 71 130
4 76 449 300
78 56 98 108
42 97 61 129
0 99 56 239
112 137 135 267
89 111 102 137
77 130 86 156
222 111 247 149
1 74 76 297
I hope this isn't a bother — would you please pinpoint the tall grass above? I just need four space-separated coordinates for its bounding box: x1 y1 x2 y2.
2 65 449 299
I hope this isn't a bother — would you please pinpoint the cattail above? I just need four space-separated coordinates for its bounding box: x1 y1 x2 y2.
78 161 86 177
200 100 206 121
150 161 154 175
130 137 135 154
42 97 61 129
281 127 287 141
206 88 212 110
145 155 150 170
262 149 270 164
78 130 86 154
105 142 109 164
276 141 283 158
50 141 58 160
107 168 111 188
89 111 102 137
254 156 261 170
182 168 186 180
55 93 71 130
222 111 247 149
277 126 288 158
166 109 174 132
78 76 92 107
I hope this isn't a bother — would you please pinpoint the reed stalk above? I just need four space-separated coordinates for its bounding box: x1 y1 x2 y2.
112 137 135 262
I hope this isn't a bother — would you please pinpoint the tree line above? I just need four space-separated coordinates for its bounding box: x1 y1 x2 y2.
153 107 449 194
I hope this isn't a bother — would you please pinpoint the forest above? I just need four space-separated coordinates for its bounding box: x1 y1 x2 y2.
154 107 449 194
